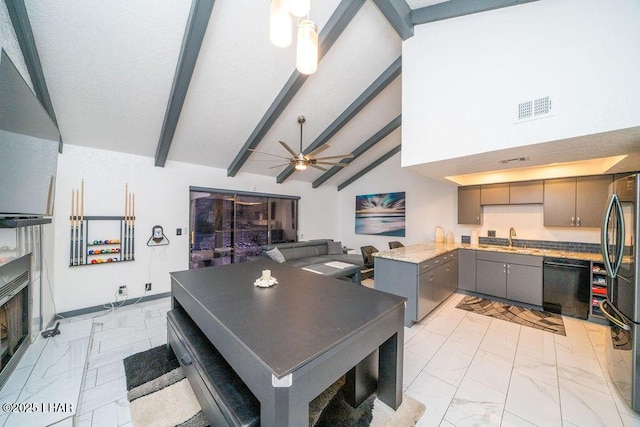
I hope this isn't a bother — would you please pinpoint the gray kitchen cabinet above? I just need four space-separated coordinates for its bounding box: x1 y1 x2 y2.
544 175 612 227
506 264 543 306
458 249 476 291
481 183 509 205
458 186 482 224
509 180 543 204
575 175 613 227
476 260 507 298
376 251 458 326
475 251 543 305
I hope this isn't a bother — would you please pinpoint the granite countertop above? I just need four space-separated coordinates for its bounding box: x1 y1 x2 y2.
373 242 605 264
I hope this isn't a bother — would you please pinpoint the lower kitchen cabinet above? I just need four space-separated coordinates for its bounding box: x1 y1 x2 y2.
376 251 457 326
458 249 477 291
475 252 543 306
476 260 507 298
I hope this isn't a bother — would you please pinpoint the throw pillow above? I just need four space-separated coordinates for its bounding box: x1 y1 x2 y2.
327 241 343 255
264 247 286 263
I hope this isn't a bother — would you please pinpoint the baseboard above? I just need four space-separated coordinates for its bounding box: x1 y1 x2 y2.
55 292 171 319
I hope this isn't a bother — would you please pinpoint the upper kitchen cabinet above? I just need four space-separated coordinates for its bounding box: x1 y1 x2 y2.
509 181 544 204
458 186 482 224
480 184 509 205
544 175 612 227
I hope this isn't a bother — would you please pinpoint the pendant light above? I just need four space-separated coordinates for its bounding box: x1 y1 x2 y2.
270 0 292 48
296 20 318 75
289 0 310 18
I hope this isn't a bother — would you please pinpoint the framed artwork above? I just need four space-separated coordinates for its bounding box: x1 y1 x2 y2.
355 192 405 236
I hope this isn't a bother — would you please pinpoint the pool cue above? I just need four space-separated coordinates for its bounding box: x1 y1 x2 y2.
75 189 80 265
131 193 135 260
79 180 84 265
123 184 128 260
70 189 74 266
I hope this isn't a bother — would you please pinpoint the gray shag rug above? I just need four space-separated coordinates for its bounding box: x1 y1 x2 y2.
123 346 425 426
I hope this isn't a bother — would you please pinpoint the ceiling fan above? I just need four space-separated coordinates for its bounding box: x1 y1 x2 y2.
250 115 354 172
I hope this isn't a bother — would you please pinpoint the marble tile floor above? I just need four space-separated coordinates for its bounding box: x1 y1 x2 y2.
6 291 640 426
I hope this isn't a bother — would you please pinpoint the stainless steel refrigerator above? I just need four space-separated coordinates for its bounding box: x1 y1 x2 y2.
600 173 640 411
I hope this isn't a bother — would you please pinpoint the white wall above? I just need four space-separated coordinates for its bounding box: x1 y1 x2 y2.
401 0 640 166
53 145 340 313
465 205 600 244
337 152 462 250
335 152 602 250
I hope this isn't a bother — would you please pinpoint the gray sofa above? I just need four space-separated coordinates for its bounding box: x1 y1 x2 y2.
259 239 363 274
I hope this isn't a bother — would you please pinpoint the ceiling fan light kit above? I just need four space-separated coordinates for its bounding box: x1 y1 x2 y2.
270 0 318 75
249 115 354 174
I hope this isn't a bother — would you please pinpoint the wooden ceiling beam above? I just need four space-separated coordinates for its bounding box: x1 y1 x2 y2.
411 0 539 25
312 115 400 188
338 144 401 191
154 0 215 167
276 56 401 184
227 0 366 177
370 0 413 40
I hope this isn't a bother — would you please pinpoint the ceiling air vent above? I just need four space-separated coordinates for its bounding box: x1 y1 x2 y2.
498 156 529 165
515 96 552 123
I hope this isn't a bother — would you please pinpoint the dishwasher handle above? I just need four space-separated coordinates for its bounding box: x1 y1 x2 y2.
600 299 631 331
543 261 590 269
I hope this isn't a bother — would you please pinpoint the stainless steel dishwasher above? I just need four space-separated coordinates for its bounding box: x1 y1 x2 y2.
543 257 591 319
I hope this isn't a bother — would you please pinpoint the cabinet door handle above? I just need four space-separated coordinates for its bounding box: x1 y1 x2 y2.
503 264 506 273
571 216 575 226
507 265 510 274
577 217 581 226
477 216 480 224
435 260 439 264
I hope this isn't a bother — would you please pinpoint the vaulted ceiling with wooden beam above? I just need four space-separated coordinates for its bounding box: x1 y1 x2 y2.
20 0 535 188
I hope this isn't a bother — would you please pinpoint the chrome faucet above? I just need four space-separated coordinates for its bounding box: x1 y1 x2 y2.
508 227 517 247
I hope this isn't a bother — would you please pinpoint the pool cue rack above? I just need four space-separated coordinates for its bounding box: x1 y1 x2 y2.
69 183 136 267
69 216 136 266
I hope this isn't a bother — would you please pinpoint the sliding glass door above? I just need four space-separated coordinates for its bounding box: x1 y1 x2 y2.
189 188 299 269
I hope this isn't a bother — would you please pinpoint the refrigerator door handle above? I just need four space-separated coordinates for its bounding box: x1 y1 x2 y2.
612 195 626 277
601 193 625 278
600 299 631 331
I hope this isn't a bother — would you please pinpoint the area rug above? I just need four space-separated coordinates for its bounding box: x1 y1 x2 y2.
455 295 566 336
123 346 425 427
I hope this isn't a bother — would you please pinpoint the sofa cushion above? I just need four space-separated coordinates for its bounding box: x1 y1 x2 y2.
327 241 342 255
264 247 285 263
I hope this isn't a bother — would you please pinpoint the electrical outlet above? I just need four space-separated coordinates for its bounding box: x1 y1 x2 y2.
118 285 127 296
145 283 152 291
176 228 182 236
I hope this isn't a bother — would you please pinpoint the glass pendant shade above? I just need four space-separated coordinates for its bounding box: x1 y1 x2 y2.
296 20 318 75
270 0 292 48
289 0 310 18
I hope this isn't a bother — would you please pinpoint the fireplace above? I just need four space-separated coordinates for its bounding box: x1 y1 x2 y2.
0 254 30 388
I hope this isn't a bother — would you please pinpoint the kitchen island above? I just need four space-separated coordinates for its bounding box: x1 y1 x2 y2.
374 242 605 326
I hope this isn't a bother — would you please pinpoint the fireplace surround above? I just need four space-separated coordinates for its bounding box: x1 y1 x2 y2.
0 254 30 388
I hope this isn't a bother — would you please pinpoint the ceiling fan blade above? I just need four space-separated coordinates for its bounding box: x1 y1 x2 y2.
248 149 291 160
315 162 348 167
306 144 331 158
309 164 328 172
278 140 299 158
312 154 355 161
269 163 291 169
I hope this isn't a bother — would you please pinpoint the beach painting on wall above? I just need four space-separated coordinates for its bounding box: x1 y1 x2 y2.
355 192 406 236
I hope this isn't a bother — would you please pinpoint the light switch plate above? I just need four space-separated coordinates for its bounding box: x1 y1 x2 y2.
488 230 496 237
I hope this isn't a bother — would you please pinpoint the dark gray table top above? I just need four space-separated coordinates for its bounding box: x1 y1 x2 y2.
171 259 406 378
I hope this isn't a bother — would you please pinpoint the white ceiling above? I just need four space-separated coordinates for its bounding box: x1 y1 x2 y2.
20 0 640 189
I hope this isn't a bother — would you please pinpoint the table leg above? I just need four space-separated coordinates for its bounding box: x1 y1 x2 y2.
345 350 378 407
260 377 308 427
351 270 361 285
377 329 403 410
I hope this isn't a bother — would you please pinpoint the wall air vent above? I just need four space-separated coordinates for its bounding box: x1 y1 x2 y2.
498 156 529 165
515 96 552 123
